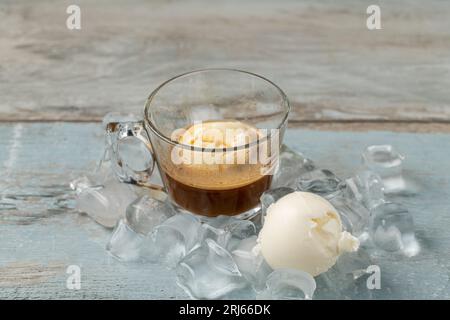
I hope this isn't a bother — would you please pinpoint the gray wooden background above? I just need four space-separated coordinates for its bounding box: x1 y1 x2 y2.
0 0 449 299
1 0 450 127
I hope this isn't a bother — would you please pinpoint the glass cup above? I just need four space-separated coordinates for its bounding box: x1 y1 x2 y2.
107 69 290 219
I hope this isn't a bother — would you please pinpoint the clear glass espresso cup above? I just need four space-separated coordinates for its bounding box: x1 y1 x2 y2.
108 69 290 219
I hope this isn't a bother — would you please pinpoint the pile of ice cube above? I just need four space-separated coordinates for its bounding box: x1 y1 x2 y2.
71 135 420 299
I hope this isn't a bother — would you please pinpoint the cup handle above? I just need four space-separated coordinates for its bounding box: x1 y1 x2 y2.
105 120 161 189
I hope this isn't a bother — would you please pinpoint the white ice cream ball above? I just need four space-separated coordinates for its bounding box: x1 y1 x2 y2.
258 191 359 276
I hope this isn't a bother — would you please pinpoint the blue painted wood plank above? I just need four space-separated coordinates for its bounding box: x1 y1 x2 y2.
0 123 449 299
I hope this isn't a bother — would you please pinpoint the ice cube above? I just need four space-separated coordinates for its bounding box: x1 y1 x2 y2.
125 195 174 235
256 268 316 300
106 219 145 262
296 169 342 198
361 145 409 194
93 159 116 184
221 286 257 300
315 264 373 300
200 216 257 251
142 213 203 267
271 145 315 189
70 176 97 194
369 202 420 257
312 249 375 299
343 170 385 210
260 187 295 225
72 177 137 228
334 249 373 280
329 196 370 236
231 236 273 292
356 231 372 249
176 239 246 299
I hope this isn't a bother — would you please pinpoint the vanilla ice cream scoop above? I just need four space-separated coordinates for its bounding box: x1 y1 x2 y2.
177 121 261 149
258 191 359 276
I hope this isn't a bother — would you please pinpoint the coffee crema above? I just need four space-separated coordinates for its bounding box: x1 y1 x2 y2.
160 121 273 217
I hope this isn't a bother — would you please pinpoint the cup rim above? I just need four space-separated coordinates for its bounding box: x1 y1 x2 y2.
144 68 290 152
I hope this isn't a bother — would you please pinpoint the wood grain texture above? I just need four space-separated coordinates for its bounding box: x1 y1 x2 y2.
0 122 449 299
0 0 449 123
0 123 186 299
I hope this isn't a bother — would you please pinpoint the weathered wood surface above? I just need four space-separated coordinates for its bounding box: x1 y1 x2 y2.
1 0 449 300
0 123 186 299
0 123 449 299
1 0 450 126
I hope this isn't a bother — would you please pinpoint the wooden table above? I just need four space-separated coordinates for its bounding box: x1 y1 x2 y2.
0 0 449 299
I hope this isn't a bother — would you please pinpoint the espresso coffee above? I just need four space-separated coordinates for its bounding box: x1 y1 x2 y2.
160 121 274 217
162 171 272 217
